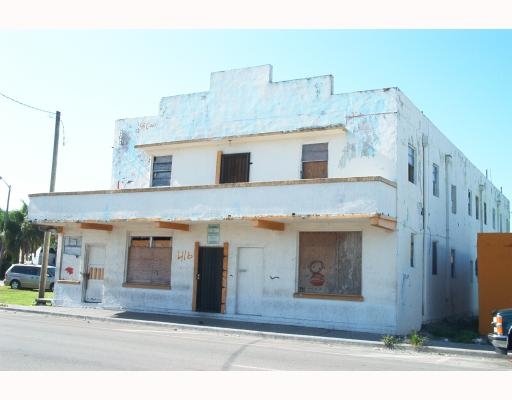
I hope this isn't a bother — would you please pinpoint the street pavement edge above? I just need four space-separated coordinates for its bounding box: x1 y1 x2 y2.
0 304 506 361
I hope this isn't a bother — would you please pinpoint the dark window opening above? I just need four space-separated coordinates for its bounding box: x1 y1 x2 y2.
432 164 439 197
468 190 472 216
432 241 438 275
410 234 414 267
450 249 456 278
408 145 415 183
220 153 250 183
152 156 172 187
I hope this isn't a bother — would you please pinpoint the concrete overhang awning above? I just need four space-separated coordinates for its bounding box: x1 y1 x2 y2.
134 125 347 153
28 176 397 230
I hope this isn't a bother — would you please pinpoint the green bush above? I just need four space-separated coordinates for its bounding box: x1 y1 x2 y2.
382 334 401 349
408 330 426 347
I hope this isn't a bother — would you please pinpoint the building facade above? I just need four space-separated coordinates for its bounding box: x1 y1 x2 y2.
28 65 510 334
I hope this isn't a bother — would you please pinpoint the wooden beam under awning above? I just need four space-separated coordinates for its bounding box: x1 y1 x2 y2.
79 222 113 232
253 219 285 231
156 221 190 231
370 215 397 231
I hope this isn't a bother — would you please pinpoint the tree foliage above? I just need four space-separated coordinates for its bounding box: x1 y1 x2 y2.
0 202 44 278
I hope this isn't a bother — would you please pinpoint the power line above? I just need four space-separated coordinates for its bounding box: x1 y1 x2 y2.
0 90 66 146
0 90 56 116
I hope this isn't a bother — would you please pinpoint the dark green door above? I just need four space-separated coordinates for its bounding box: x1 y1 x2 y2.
196 247 224 313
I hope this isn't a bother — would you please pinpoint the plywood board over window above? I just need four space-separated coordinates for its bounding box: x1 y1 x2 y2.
126 236 172 287
298 231 362 296
302 143 328 179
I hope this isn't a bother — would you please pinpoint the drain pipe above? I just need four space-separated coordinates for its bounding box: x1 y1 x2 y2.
478 184 485 232
421 134 428 319
444 154 452 316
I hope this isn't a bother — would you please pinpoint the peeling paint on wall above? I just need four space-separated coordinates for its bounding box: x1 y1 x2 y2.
339 113 396 169
111 65 398 189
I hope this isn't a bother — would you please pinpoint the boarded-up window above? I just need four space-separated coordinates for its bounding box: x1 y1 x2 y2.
298 231 362 295
302 143 328 179
220 153 250 183
152 155 172 187
126 236 172 285
60 236 82 280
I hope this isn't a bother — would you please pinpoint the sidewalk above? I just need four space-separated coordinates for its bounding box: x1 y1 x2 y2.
0 301 504 359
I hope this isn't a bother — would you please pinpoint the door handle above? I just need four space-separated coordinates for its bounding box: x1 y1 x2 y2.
196 273 200 280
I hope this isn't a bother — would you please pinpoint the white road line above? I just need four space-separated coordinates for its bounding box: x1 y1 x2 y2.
231 364 281 371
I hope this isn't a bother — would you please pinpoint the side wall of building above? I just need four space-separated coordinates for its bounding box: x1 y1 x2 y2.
396 90 510 330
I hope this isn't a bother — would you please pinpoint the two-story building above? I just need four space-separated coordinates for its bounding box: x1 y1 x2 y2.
28 65 510 335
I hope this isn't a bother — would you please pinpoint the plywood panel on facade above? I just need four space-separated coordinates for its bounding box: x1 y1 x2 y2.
298 232 362 296
302 161 327 179
127 247 171 284
477 233 512 334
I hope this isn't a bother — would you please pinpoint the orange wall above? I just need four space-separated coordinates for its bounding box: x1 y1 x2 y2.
478 233 512 335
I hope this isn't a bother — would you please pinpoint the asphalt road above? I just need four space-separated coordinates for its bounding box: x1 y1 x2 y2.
1 310 510 371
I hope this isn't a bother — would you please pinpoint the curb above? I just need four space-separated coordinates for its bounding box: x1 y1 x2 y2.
0 305 504 360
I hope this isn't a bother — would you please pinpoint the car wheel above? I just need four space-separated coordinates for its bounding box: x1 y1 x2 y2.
10 280 21 290
494 346 508 355
49 283 54 292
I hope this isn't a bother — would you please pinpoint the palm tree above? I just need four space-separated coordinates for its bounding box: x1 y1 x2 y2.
18 202 44 262
0 202 43 277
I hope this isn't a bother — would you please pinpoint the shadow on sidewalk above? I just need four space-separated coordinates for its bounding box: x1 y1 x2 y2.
110 310 384 342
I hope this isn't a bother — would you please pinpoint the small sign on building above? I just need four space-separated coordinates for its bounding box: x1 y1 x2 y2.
207 224 220 245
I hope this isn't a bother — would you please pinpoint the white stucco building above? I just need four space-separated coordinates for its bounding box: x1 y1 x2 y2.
29 65 510 334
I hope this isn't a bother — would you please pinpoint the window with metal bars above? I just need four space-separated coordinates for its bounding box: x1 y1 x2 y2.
220 153 250 183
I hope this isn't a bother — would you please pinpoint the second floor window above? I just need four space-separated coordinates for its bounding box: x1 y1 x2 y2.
301 143 328 179
450 249 456 278
451 185 457 214
432 241 438 275
152 156 172 187
432 164 439 197
408 145 415 183
220 153 250 183
468 190 472 216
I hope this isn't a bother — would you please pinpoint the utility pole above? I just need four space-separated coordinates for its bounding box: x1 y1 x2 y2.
0 176 11 233
38 111 60 301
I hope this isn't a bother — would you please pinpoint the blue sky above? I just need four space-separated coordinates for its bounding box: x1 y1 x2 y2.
0 30 511 220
